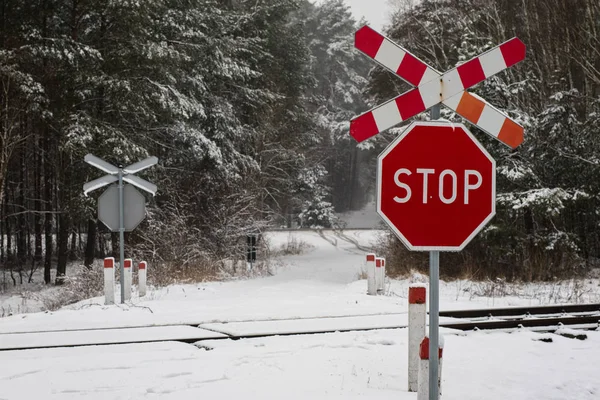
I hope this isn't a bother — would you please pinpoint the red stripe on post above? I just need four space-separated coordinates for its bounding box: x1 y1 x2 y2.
139 261 147 270
104 258 114 268
376 258 382 268
397 52 427 86
396 89 426 120
350 112 379 142
409 286 426 304
124 259 132 268
381 259 385 267
366 254 376 262
456 58 486 89
354 25 385 59
419 337 443 360
500 37 526 68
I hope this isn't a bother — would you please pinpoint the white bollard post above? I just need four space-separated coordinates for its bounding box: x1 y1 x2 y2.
123 258 132 301
138 261 147 297
381 257 386 292
418 336 444 400
366 253 376 295
408 284 427 392
376 257 383 294
104 257 115 305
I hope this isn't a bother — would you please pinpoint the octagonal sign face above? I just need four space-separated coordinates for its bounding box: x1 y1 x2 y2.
98 184 146 232
377 121 496 251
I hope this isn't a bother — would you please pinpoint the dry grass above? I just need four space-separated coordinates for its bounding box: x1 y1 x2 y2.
272 234 313 256
356 268 368 280
37 263 104 311
375 231 587 282
147 259 219 287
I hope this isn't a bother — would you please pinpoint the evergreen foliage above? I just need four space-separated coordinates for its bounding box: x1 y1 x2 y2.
0 0 370 281
376 0 600 280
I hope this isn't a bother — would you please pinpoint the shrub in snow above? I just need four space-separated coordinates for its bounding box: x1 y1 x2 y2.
298 198 338 229
39 263 104 311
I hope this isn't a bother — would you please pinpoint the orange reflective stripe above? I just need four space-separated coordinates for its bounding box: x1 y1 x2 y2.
456 92 485 124
498 118 524 148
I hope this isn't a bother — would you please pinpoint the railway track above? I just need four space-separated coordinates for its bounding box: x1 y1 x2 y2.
439 303 600 332
1 304 598 351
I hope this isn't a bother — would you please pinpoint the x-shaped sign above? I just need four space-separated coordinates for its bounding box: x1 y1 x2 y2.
83 154 158 196
351 26 526 148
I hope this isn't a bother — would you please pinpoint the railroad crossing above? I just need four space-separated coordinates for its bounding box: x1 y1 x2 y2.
350 25 527 400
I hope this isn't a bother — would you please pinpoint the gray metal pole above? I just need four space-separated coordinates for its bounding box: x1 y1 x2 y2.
118 168 125 304
429 104 441 400
431 104 440 120
429 250 440 400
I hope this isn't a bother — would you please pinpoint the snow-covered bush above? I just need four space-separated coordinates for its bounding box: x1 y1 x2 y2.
298 198 337 229
39 263 104 311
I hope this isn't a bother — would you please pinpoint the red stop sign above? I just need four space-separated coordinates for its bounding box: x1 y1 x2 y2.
377 122 496 251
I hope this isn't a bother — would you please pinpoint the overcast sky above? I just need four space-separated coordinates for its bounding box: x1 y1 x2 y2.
314 0 394 30
345 0 393 29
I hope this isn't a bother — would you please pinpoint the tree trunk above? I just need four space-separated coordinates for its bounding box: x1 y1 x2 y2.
34 139 43 260
4 199 11 261
111 231 118 259
69 229 77 260
55 212 69 284
16 149 27 265
0 189 4 262
84 218 96 267
98 227 106 258
43 129 53 284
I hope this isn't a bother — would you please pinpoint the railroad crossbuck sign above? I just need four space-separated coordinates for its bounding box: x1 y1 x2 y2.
83 154 158 232
351 26 526 148
378 122 495 251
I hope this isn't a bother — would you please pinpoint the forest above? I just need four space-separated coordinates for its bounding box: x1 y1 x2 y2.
1 0 599 287
0 0 373 286
379 0 600 280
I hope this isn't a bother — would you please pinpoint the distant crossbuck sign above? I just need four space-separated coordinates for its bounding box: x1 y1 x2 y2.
351 26 526 148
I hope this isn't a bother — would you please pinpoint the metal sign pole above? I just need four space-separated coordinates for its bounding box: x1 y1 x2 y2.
118 167 126 304
429 250 440 400
429 104 441 400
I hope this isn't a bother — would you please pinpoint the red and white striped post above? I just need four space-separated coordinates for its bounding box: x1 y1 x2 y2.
408 284 427 392
418 336 444 400
104 257 115 305
376 257 384 294
366 253 376 295
138 261 147 297
123 258 132 301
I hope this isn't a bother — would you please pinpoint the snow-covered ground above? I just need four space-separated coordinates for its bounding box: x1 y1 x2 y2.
0 262 84 317
1 327 599 399
1 230 598 333
1 229 599 399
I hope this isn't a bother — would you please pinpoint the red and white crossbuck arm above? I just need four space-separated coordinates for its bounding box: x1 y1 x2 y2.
352 26 526 148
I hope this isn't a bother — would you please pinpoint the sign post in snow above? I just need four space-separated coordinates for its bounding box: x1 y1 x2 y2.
351 26 526 400
83 154 158 304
